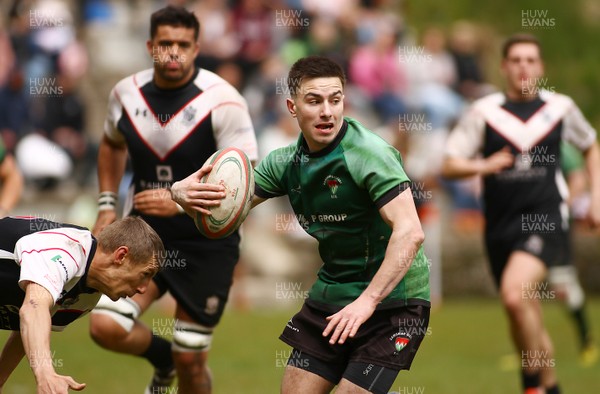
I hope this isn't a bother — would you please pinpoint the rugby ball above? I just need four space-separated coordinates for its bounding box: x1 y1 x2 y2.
195 147 254 239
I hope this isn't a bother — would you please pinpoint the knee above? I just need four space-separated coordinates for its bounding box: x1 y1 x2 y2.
500 286 526 315
89 313 130 349
89 296 141 349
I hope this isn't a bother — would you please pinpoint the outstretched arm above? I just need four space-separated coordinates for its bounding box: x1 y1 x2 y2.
93 135 128 235
322 187 424 345
19 282 85 393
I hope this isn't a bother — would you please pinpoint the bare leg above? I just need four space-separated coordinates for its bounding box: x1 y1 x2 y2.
281 365 335 394
500 251 557 389
172 306 212 394
336 378 373 393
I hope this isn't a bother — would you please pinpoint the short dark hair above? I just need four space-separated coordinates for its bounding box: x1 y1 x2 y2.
287 56 346 97
502 33 542 59
150 6 200 41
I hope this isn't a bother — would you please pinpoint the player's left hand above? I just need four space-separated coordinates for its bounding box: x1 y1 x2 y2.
323 296 377 345
133 189 180 217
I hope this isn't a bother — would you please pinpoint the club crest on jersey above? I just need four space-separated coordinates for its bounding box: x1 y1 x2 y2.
156 165 173 182
323 175 342 198
390 330 411 355
182 106 197 125
524 234 544 255
204 295 220 315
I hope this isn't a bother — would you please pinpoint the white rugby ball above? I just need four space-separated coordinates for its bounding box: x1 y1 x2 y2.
195 147 254 239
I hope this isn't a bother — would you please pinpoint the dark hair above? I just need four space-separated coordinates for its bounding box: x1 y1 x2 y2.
150 6 200 41
287 56 346 97
502 33 542 59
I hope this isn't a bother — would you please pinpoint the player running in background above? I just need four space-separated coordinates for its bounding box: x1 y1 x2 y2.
442 34 600 394
173 55 430 394
88 6 257 394
500 141 598 372
0 136 23 217
0 216 163 393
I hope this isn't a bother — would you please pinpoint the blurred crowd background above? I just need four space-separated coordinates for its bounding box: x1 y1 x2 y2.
0 0 599 307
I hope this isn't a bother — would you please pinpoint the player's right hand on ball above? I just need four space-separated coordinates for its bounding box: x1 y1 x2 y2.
170 165 226 217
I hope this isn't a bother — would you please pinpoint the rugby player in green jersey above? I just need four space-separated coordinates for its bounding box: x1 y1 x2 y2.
172 56 430 394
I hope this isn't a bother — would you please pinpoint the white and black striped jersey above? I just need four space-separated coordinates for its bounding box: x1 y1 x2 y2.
0 217 99 331
104 68 258 241
446 91 596 237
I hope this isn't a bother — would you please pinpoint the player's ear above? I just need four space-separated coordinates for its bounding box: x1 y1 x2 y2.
286 98 297 118
146 40 154 57
114 246 129 265
193 40 200 58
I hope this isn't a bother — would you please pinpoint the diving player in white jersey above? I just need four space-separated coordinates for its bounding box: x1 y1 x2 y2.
442 34 600 394
88 6 257 394
0 216 163 393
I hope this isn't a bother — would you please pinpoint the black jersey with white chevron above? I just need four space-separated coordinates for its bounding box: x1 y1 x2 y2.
446 91 596 238
105 68 258 242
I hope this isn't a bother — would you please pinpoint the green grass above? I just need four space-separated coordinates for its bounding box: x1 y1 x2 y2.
2 298 600 393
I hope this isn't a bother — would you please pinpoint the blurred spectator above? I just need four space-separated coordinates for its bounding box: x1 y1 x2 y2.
0 68 29 153
449 21 494 101
232 0 274 88
280 15 345 66
7 0 35 71
349 14 408 124
0 134 24 217
31 71 95 187
408 27 463 130
13 17 93 189
0 19 15 87
301 0 358 21
22 0 76 85
192 0 240 72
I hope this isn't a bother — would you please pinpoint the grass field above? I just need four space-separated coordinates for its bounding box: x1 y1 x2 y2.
1 298 599 393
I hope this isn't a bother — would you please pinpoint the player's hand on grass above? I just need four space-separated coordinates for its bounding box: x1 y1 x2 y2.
170 165 226 217
133 189 182 217
480 146 514 175
36 372 85 393
323 296 377 345
92 210 117 237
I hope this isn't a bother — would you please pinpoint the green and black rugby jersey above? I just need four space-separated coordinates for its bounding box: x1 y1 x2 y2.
254 117 430 311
